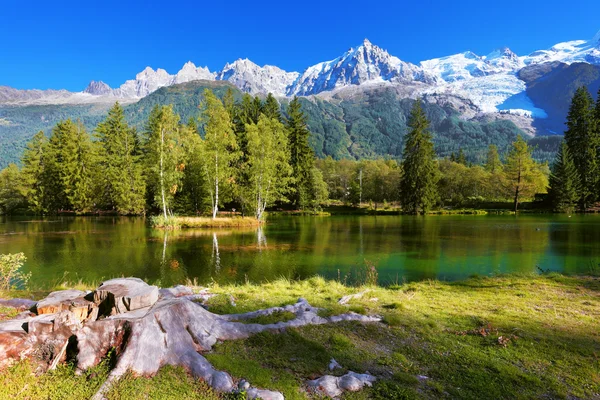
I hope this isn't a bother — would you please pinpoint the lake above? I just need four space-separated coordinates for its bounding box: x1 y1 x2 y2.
1 215 599 288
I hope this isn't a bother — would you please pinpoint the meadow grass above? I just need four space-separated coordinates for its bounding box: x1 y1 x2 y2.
151 215 263 229
1 273 599 399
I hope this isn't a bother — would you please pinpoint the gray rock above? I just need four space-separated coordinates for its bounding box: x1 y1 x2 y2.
238 379 250 390
329 358 342 370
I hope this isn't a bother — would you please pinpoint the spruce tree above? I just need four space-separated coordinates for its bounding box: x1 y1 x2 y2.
262 93 282 121
457 148 467 165
564 86 599 210
96 102 146 215
548 141 581 213
285 96 315 209
20 131 49 213
47 120 97 212
485 144 502 173
399 100 439 214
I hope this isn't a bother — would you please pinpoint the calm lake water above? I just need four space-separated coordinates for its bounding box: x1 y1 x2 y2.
1 215 599 288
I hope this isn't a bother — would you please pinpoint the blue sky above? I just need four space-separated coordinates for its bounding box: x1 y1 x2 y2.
2 0 599 91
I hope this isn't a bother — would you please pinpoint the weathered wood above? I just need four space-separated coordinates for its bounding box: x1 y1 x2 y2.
307 371 377 397
0 298 37 311
93 278 159 315
0 280 382 399
36 290 87 314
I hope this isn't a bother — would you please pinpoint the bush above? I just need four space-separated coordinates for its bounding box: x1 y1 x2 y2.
0 253 30 291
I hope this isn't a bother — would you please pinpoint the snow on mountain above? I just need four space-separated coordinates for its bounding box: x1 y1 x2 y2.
288 39 435 96
216 59 298 97
522 30 600 66
173 61 215 85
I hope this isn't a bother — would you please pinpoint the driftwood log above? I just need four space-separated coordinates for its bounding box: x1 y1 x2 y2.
0 278 381 399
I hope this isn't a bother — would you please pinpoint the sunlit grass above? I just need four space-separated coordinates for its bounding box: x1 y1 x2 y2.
151 215 263 229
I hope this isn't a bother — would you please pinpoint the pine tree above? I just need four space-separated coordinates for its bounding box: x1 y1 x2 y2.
145 105 183 218
262 93 282 121
202 90 238 219
399 100 439 214
0 164 26 214
96 102 146 215
564 86 599 210
20 131 49 213
457 148 467 165
47 120 97 212
504 136 547 212
244 115 292 220
285 96 315 209
548 141 581 213
177 120 206 214
485 144 503 173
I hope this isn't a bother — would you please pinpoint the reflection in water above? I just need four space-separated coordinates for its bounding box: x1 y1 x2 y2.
256 226 267 250
1 215 600 287
212 232 221 273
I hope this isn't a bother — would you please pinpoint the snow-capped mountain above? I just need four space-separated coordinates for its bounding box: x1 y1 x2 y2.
288 39 435 96
216 59 298 97
2 29 600 116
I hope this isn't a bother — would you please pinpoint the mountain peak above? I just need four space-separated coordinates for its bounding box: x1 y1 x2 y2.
84 80 111 95
592 29 600 45
362 38 372 46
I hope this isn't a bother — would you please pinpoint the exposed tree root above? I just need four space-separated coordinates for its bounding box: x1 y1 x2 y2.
0 278 381 399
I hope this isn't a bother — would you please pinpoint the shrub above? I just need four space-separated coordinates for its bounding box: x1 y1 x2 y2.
0 253 30 291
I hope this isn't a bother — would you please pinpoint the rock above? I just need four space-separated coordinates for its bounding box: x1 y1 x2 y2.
246 388 284 400
329 358 342 370
307 371 376 397
93 278 159 315
0 298 37 311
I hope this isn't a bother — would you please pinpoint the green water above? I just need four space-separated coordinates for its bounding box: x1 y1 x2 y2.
0 215 599 287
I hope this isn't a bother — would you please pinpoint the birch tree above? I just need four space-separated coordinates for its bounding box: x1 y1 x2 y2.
202 90 237 219
245 115 292 220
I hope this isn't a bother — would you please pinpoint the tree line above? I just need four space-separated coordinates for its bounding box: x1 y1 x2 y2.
547 87 600 212
0 90 323 219
6 89 599 216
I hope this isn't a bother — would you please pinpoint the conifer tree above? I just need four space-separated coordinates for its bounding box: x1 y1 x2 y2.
47 120 97 212
177 120 206 214
457 148 467 165
399 100 439 214
20 131 50 213
96 102 146 215
548 141 581 213
0 164 25 214
202 90 238 219
244 115 292 220
262 93 282 121
504 136 547 212
145 105 183 218
285 96 315 208
485 144 502 173
564 86 599 210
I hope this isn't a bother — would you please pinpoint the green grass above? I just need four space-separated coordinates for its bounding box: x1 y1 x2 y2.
1 273 599 399
150 215 264 229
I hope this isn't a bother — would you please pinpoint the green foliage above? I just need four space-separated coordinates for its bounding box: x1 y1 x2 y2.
145 105 183 217
504 136 548 211
244 115 292 220
285 96 315 209
0 164 26 214
96 102 146 214
400 100 439 214
0 253 30 291
47 119 98 212
485 144 502 173
564 86 599 210
548 142 581 213
19 131 49 213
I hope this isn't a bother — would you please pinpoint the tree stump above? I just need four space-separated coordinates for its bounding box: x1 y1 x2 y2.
0 278 381 399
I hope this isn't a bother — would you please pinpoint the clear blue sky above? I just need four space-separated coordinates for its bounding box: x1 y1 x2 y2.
2 0 599 91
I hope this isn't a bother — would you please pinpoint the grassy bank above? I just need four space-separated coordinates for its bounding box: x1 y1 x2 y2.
1 273 599 399
150 215 264 229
